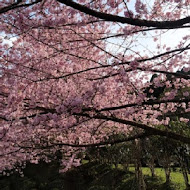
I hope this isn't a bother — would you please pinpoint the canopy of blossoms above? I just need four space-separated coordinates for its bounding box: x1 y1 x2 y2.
0 0 190 173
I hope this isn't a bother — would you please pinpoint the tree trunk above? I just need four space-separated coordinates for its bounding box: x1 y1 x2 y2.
164 167 171 184
148 157 155 177
177 154 190 189
135 161 146 190
150 165 155 178
135 140 146 190
180 163 190 189
182 168 190 189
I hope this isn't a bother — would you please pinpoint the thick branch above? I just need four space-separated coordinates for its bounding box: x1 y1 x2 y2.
57 0 190 28
76 113 190 144
2 103 190 145
19 132 151 149
0 116 9 121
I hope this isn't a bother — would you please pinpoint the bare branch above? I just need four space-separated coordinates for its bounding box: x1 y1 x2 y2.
57 0 190 29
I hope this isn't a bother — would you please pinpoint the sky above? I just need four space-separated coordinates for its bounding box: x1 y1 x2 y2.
106 0 190 55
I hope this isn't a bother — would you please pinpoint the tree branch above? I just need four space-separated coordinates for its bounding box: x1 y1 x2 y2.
99 98 190 112
57 0 190 29
18 132 151 149
0 0 42 14
75 112 190 144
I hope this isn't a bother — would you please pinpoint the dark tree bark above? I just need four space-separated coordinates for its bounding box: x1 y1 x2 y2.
135 140 146 190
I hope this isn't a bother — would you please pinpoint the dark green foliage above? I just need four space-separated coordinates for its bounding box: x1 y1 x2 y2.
145 176 177 190
86 133 133 166
144 74 166 98
0 159 64 190
66 162 135 190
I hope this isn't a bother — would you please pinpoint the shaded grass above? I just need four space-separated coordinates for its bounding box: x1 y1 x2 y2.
0 162 189 190
68 163 189 190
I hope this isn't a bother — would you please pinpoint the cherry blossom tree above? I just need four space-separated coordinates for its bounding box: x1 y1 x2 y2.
0 0 190 174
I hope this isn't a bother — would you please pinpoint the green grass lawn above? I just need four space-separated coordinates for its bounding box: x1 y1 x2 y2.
77 163 190 190
127 167 189 190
